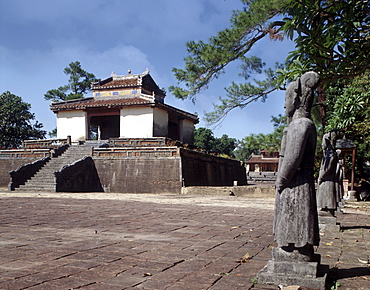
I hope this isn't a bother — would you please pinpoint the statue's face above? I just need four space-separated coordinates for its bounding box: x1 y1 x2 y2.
285 95 295 118
285 82 297 118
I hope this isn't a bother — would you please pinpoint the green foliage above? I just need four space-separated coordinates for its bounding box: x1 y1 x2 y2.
0 91 46 149
169 0 288 101
44 61 97 102
251 276 258 285
194 127 236 157
213 134 237 158
48 128 57 138
194 127 215 152
325 73 370 177
234 115 286 160
204 66 280 125
171 0 370 125
283 0 370 84
326 74 369 132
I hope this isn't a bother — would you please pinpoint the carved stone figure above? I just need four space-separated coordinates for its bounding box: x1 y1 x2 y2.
335 153 344 204
258 72 327 289
274 71 320 253
317 129 339 214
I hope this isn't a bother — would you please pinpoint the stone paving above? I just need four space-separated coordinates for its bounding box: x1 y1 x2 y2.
0 190 368 290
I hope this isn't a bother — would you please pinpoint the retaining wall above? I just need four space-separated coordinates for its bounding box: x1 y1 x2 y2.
180 148 247 186
0 147 247 194
94 157 182 193
0 158 40 187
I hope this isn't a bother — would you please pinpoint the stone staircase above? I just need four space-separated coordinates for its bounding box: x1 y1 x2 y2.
16 144 92 192
247 171 277 183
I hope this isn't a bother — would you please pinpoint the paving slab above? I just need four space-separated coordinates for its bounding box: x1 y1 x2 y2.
0 190 368 289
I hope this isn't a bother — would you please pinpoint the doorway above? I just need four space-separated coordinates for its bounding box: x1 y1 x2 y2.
89 115 120 140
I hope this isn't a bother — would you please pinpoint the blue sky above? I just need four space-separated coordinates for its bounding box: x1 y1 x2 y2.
0 0 295 140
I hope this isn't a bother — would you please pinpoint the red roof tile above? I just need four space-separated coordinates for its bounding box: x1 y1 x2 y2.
91 78 138 89
245 156 279 164
50 97 152 111
50 96 199 123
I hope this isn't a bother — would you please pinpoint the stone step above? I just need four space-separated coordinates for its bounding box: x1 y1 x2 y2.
17 144 92 192
29 178 55 183
20 183 56 188
18 187 56 192
18 184 56 190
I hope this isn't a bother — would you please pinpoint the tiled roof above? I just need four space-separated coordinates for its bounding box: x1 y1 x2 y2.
245 156 279 164
91 78 138 90
50 97 152 111
157 103 199 123
50 97 199 123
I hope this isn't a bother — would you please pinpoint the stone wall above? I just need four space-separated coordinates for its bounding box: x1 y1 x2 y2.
180 149 247 186
55 156 103 192
94 156 182 193
0 146 247 193
0 158 40 187
93 148 246 193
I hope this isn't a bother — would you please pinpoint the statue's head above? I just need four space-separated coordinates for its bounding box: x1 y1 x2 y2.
285 71 320 121
300 71 320 90
329 129 339 142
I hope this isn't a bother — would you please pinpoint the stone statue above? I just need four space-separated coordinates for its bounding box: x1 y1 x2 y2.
274 71 320 257
258 72 327 289
335 156 344 204
258 72 327 288
317 129 339 215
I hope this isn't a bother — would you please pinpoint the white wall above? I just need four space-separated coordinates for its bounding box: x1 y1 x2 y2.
153 107 168 137
180 119 195 144
56 110 87 141
120 107 154 138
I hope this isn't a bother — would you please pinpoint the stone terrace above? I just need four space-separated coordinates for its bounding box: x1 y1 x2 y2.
0 191 369 289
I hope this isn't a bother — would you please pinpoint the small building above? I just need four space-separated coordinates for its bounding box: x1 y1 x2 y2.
245 150 279 172
50 69 199 144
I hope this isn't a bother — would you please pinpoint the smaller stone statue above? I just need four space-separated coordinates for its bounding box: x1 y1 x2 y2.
317 129 339 215
335 151 344 205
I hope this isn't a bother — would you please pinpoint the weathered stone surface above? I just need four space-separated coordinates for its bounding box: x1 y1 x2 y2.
93 147 247 194
55 156 103 192
274 71 320 249
180 148 247 187
317 130 339 211
259 72 326 289
318 213 340 232
0 158 39 187
94 157 183 193
258 263 327 289
272 247 320 263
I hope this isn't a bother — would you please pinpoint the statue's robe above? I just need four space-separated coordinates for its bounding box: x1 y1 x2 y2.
317 137 338 210
335 160 344 203
274 117 319 248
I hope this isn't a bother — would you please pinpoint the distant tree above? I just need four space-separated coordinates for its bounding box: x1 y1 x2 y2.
0 91 46 149
234 115 286 161
44 61 97 102
48 128 57 138
213 134 236 158
194 127 236 157
194 127 215 152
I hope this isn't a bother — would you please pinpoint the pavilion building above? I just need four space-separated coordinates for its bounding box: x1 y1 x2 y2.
50 69 199 144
